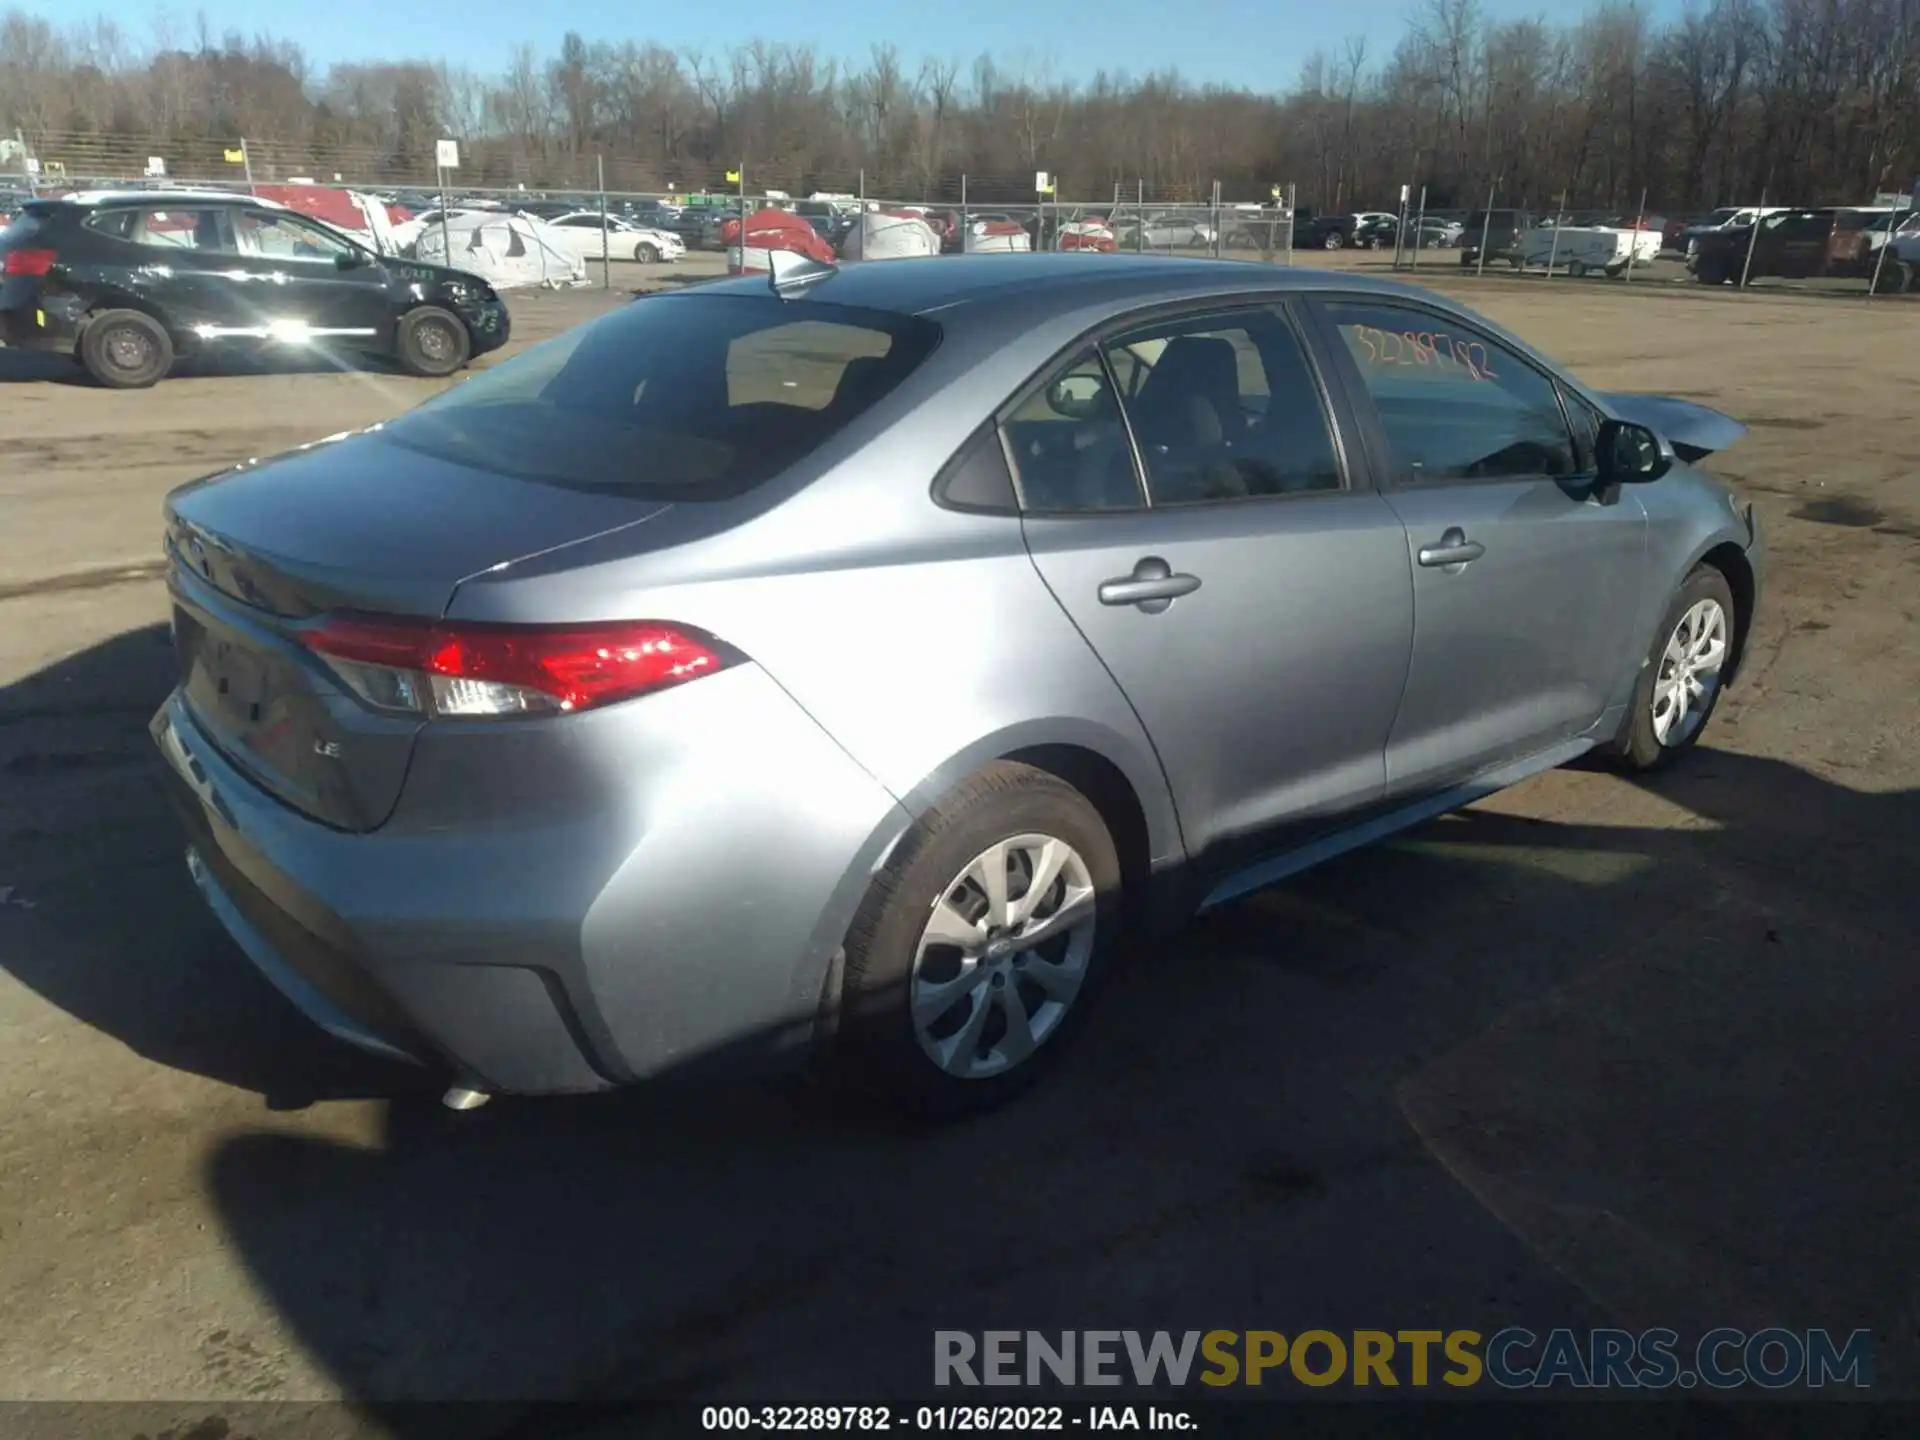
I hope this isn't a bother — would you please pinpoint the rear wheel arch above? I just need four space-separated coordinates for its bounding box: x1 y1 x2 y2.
82 292 178 346
1000 743 1153 900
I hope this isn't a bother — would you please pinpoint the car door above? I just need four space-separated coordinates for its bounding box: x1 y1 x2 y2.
1013 302 1415 873
1774 212 1830 276
118 205 247 337
1304 296 1648 794
553 214 610 262
229 208 393 351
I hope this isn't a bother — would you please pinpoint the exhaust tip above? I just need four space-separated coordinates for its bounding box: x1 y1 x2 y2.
441 1085 491 1111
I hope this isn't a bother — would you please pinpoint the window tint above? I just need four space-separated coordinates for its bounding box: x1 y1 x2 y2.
375 293 940 499
130 207 230 252
236 210 354 261
1325 301 1576 481
82 209 136 241
1102 310 1341 504
1001 349 1144 512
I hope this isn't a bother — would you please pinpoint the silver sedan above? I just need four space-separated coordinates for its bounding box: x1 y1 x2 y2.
152 253 1763 1115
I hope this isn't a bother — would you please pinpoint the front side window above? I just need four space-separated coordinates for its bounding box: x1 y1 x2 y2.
1001 349 1143 513
1562 388 1604 473
1323 300 1576 482
375 293 940 498
235 210 356 262
1101 309 1341 504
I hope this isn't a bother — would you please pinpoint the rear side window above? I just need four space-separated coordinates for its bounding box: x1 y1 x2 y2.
128 207 230 252
82 210 137 240
376 293 941 498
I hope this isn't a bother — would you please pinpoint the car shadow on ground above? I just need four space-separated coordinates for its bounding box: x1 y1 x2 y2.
3 627 1915 1426
0 621 423 1106
0 345 406 387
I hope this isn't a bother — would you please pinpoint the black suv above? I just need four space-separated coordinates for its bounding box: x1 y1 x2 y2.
0 191 511 388
1290 209 1363 250
1458 209 1536 267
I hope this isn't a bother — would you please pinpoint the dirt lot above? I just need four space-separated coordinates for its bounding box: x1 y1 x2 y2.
1 258 1916 1424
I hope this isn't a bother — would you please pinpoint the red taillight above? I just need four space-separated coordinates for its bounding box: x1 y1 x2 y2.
3 248 57 277
300 615 731 718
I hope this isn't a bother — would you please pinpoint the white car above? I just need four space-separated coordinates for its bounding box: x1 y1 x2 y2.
545 212 686 263
1521 223 1662 277
1115 213 1218 248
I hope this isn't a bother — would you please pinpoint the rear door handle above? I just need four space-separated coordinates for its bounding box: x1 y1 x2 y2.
1098 556 1201 613
1417 527 1485 568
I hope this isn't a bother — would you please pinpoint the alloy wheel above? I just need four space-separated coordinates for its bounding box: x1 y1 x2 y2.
1651 598 1729 746
910 834 1097 1080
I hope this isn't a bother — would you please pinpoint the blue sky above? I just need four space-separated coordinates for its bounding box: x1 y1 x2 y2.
39 0 1680 91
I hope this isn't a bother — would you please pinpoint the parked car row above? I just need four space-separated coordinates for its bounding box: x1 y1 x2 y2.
1688 206 1914 292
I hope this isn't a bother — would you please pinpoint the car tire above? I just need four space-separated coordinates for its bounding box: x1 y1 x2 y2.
79 309 173 389
833 761 1122 1116
1871 259 1909 295
1323 232 1344 250
1567 259 1588 278
395 306 471 378
634 242 660 264
1606 564 1739 772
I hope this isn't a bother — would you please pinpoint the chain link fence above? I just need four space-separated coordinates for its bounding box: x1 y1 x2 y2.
6 128 1910 297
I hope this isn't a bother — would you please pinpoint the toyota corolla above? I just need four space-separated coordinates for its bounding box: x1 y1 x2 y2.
151 253 1762 1114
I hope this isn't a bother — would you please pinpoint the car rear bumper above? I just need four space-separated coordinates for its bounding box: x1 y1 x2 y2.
151 666 909 1095
0 295 82 350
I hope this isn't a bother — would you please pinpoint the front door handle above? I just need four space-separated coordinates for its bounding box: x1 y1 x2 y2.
1417 527 1486 568
1098 556 1201 613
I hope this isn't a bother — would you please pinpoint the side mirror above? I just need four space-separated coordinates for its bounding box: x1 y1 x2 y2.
334 249 370 270
1597 419 1674 484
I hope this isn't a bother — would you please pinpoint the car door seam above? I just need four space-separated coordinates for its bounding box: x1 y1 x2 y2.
1016 518 1194 861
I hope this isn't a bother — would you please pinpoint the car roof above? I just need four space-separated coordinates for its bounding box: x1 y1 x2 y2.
49 189 290 211
688 252 1440 324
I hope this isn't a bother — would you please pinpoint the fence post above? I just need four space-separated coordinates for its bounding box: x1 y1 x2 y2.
1393 179 1410 268
960 173 968 240
1285 182 1295 265
1738 186 1767 290
1411 185 1427 270
1136 178 1145 252
597 153 611 290
1475 179 1496 278
437 160 451 266
14 128 35 196
239 137 255 195
1867 206 1895 298
1545 190 1567 278
1623 185 1649 283
858 169 865 208
1211 179 1221 259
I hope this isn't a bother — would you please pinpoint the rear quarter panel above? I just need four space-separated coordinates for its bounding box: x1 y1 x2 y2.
443 294 1213 872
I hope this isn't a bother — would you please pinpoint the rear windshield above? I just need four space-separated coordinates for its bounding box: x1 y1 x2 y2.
375 293 940 498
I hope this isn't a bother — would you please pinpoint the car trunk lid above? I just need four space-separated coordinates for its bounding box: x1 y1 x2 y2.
165 428 673 831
